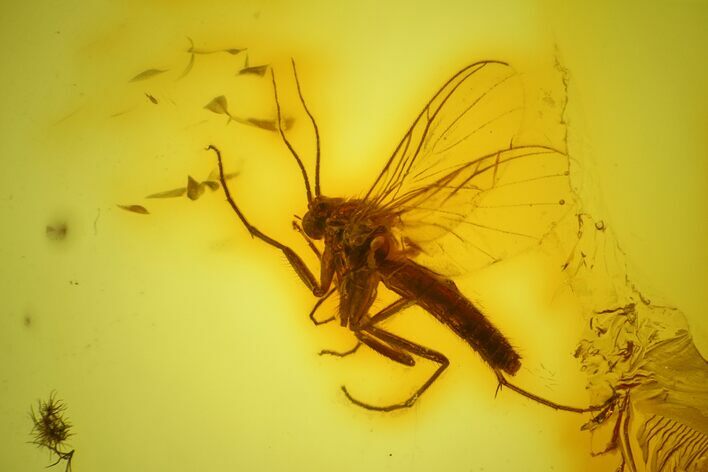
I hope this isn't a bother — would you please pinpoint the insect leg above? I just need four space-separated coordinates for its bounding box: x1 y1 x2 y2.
319 343 362 358
207 145 327 296
342 325 449 412
318 298 410 357
494 369 616 413
309 287 336 326
292 220 321 259
364 297 415 327
589 392 629 457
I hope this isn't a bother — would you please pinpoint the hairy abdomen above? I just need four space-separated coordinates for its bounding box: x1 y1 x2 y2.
379 258 521 375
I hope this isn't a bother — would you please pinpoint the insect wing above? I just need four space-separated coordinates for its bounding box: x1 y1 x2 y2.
361 61 573 273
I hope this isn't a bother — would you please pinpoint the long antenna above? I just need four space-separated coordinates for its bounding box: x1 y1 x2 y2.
290 58 322 197
271 68 313 204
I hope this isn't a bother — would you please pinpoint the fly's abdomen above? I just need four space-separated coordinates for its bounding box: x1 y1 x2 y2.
379 259 521 375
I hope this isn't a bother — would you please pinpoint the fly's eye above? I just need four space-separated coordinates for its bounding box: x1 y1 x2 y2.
302 211 325 240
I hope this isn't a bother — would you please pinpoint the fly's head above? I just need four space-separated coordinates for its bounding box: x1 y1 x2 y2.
302 196 344 240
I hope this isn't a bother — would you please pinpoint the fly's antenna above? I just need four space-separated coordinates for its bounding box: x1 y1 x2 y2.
271 68 314 204
291 58 321 197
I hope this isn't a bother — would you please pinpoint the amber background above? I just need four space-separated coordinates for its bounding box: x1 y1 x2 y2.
0 1 706 471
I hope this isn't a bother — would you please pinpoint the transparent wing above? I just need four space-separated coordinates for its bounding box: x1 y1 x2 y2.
360 60 573 273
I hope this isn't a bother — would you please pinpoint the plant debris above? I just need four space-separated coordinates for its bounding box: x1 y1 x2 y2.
203 95 293 131
237 64 269 77
145 168 239 201
29 392 75 472
46 223 68 241
129 68 168 82
117 204 149 214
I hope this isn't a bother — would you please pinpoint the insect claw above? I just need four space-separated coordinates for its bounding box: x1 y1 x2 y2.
319 342 360 357
494 382 503 398
493 369 504 398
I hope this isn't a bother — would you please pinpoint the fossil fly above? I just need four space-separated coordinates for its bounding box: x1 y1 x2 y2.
208 59 612 413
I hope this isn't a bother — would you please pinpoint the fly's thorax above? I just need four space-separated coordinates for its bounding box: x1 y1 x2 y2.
303 196 396 270
343 220 376 248
342 221 398 272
